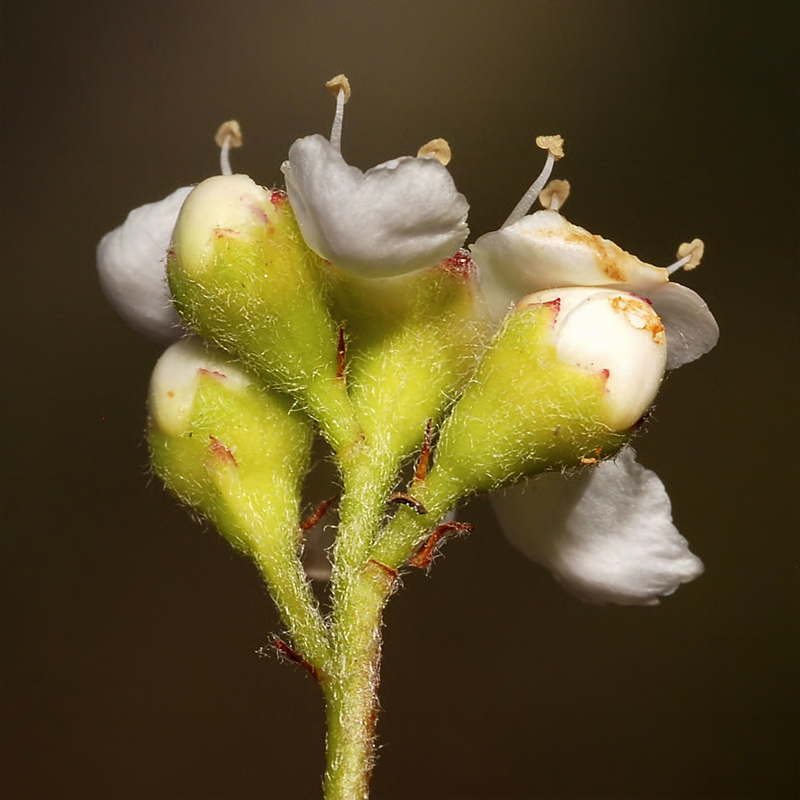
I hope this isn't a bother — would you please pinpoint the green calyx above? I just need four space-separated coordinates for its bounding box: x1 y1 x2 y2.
423 299 628 505
168 175 357 452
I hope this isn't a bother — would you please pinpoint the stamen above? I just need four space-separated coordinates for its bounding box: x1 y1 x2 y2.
539 179 571 212
667 238 704 274
417 138 452 166
502 134 565 228
214 120 243 176
325 74 351 151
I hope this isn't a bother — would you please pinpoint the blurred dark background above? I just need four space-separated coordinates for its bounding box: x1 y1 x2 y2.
2 1 797 798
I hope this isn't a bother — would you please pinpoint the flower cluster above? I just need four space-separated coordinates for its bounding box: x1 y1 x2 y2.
98 75 717 606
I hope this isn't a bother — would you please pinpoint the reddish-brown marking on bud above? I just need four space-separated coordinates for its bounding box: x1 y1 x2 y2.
198 367 228 381
270 188 288 206
208 435 237 466
409 521 474 569
213 226 239 239
336 325 347 380
414 419 434 483
300 496 338 531
272 638 326 682
441 248 477 279
247 203 270 226
388 492 428 515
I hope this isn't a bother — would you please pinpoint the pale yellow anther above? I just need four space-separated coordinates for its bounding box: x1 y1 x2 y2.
676 238 704 271
536 134 565 160
325 74 351 103
214 120 243 149
539 179 571 211
417 138 452 166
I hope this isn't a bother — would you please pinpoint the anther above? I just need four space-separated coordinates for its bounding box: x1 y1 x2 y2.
539 179 571 212
667 238 705 274
502 134 565 228
417 138 452 166
214 120 243 176
325 74 351 151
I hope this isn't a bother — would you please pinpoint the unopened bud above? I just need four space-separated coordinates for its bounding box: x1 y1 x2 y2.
517 287 667 430
148 337 252 438
168 175 358 451
148 337 313 558
420 288 666 503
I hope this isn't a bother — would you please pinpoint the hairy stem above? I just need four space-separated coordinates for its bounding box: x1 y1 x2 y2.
254 543 332 672
323 560 395 800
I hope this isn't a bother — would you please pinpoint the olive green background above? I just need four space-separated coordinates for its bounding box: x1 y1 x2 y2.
2 1 797 798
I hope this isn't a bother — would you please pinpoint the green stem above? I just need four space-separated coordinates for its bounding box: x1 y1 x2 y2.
254 543 332 672
369 474 458 571
323 561 395 800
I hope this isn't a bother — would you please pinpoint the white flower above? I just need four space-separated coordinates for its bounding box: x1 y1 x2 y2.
479 140 716 603
281 75 468 277
97 185 192 341
493 447 704 605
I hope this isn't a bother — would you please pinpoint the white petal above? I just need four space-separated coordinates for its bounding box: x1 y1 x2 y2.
471 210 668 319
492 447 703 605
97 186 192 341
648 282 720 369
281 134 469 277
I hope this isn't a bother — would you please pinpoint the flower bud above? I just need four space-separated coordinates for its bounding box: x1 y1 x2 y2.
167 175 356 450
148 337 313 558
421 288 666 504
519 287 667 431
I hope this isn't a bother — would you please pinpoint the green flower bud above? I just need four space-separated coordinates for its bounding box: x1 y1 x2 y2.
147 337 313 559
167 174 356 450
331 250 490 462
423 287 667 504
